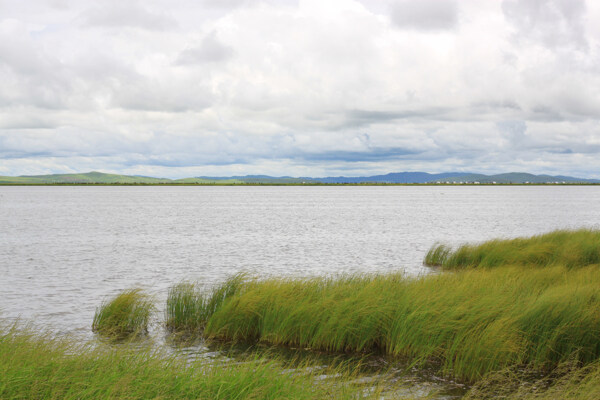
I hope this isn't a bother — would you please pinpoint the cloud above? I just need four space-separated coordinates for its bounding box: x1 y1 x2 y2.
502 0 588 50
82 2 177 31
176 31 234 65
390 0 458 31
0 0 599 179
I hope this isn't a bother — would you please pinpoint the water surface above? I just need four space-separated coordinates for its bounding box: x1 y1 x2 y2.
2 185 600 336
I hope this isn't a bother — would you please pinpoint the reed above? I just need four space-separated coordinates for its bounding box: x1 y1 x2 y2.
195 265 600 382
166 274 245 332
92 288 154 338
0 324 377 400
424 229 600 269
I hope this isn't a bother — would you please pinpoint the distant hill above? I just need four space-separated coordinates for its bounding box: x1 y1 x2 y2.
0 171 228 184
0 171 598 184
197 175 315 184
434 172 600 184
312 172 471 184
0 171 171 184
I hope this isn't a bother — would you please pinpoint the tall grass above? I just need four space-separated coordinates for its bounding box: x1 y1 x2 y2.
192 265 600 382
92 289 154 338
424 229 600 269
166 274 244 332
0 324 375 400
464 359 600 400
423 243 451 266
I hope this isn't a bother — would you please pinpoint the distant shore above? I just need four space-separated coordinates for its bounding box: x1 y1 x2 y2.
2 182 600 186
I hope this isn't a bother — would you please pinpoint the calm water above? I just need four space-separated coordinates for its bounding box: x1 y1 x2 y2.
2 185 600 336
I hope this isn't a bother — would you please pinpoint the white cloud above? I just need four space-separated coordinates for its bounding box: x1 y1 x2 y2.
0 0 599 178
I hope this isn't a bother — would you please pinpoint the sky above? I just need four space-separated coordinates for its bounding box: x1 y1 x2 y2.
0 0 599 178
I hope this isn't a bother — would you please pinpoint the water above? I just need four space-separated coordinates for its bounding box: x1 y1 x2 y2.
2 185 600 334
2 185 600 397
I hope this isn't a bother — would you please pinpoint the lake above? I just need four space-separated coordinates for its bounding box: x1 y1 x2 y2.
2 185 600 337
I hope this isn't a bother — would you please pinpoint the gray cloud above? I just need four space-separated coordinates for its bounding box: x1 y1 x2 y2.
82 2 177 31
176 31 234 65
502 0 588 50
390 0 458 31
0 0 599 179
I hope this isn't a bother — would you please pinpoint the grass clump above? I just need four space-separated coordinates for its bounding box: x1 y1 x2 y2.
166 274 244 333
195 265 600 382
423 243 452 266
92 289 154 338
424 229 600 269
0 324 375 400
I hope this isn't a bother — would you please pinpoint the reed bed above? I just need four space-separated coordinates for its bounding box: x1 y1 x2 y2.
92 288 154 338
0 324 376 400
166 274 244 332
180 263 600 382
424 229 600 269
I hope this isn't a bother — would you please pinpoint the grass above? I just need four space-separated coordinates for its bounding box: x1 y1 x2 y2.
0 324 377 400
166 274 244 333
165 231 600 382
92 289 154 339
464 359 600 400
196 266 600 382
424 229 600 269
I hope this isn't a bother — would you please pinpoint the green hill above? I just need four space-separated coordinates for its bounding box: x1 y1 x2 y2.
0 172 171 184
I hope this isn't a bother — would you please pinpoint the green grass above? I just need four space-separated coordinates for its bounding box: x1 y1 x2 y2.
161 230 600 383
0 324 377 400
464 359 600 399
424 229 600 269
514 361 600 400
166 274 244 333
164 263 600 382
92 289 154 339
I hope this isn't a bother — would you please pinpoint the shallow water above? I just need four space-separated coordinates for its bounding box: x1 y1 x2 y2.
2 185 600 398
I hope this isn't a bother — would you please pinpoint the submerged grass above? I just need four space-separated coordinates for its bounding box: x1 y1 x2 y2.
424 228 600 269
0 324 378 400
199 266 600 381
92 289 154 339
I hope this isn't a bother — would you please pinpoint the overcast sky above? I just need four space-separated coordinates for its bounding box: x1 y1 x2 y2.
1 0 599 178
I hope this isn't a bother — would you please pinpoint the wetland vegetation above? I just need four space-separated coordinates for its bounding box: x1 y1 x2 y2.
92 289 154 339
3 229 600 399
1 324 376 399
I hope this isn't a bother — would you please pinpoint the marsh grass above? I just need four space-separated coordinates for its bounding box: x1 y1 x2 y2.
0 324 378 400
424 229 600 269
464 358 600 400
92 288 154 339
190 265 600 382
423 243 451 266
166 274 245 333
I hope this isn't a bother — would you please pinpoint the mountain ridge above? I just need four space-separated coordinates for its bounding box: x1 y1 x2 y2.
0 171 599 184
